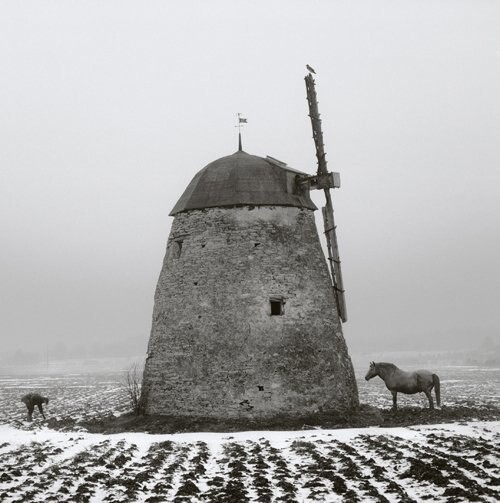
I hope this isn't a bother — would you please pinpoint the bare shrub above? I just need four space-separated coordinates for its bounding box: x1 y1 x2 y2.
124 363 145 415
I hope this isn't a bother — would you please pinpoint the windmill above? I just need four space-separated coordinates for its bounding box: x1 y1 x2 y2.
140 69 359 419
297 69 347 322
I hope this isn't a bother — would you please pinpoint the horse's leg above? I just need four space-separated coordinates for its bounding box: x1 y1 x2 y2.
424 390 434 409
391 391 397 411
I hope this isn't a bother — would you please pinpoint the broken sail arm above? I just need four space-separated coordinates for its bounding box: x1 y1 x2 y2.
300 72 348 322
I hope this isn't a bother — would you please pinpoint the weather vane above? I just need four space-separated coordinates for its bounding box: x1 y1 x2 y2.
236 113 248 151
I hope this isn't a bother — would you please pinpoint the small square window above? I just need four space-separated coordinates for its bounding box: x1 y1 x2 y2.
270 296 285 316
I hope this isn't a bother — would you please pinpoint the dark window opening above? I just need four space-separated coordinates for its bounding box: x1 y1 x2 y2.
257 385 264 391
172 240 183 259
270 296 285 316
270 301 281 315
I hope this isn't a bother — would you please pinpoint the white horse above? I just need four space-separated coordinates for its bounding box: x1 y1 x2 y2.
365 361 440 411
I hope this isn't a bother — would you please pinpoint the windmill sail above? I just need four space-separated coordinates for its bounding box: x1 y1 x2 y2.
305 73 347 322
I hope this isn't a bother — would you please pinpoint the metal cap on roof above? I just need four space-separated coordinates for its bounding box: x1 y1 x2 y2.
169 150 317 215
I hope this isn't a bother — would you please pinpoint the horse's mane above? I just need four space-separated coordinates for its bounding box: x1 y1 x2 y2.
376 362 399 371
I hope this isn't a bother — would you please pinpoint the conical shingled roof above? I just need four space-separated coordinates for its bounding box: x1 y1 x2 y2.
170 150 317 215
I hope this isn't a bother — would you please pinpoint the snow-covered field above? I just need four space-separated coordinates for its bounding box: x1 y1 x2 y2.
0 366 499 502
1 421 499 502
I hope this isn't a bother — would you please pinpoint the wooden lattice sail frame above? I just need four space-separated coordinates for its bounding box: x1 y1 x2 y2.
299 71 348 323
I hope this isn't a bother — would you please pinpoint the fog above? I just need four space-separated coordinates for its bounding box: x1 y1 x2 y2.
1 1 499 362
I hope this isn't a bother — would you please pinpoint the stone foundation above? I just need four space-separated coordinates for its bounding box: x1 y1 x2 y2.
141 205 358 417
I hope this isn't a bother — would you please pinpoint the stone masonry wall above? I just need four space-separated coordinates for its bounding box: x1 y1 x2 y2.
141 206 358 418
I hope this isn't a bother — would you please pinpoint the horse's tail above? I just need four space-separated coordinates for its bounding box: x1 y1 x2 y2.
432 374 441 407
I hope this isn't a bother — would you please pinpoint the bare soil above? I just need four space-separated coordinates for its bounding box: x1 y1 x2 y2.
2 368 500 502
51 403 500 434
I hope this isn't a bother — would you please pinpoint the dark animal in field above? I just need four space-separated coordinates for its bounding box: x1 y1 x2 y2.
365 361 440 411
21 393 49 421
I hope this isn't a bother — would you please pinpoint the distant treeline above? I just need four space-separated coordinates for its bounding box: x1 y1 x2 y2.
2 336 146 365
352 340 500 369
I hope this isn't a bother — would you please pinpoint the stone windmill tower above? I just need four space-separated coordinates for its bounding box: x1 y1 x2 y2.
141 71 358 418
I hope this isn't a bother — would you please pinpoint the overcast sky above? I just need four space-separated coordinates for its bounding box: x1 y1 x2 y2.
1 1 499 356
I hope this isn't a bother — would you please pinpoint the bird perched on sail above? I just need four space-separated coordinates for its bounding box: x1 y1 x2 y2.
306 64 316 74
